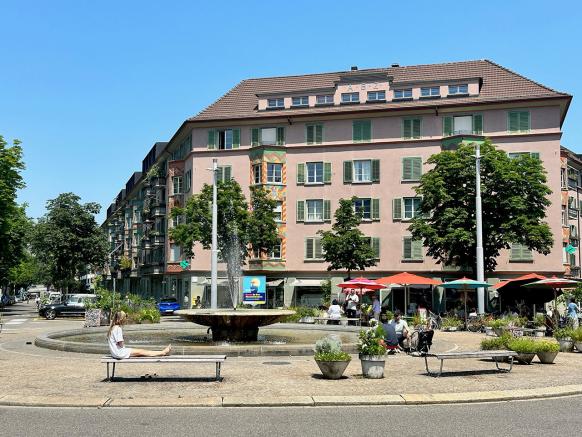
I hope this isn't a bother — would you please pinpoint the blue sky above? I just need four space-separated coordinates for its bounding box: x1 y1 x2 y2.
1 0 581 222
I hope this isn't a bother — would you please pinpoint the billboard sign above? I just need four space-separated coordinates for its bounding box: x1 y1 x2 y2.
242 275 267 304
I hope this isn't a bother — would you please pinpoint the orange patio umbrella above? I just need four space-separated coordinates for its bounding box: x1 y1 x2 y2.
376 272 441 313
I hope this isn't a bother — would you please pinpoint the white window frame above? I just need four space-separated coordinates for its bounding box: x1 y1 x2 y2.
306 199 324 222
367 90 386 101
253 164 262 185
269 240 282 260
394 89 412 99
292 96 309 106
354 198 372 220
448 84 469 95
316 95 334 105
217 128 234 150
421 86 440 97
267 163 282 184
172 176 183 195
267 98 284 109
260 127 277 145
403 197 422 220
306 162 324 184
453 115 473 135
353 160 372 183
273 201 283 222
341 92 359 103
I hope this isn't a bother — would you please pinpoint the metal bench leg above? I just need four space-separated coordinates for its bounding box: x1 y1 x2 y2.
494 357 513 372
111 362 116 380
106 363 110 381
216 362 221 381
424 356 442 377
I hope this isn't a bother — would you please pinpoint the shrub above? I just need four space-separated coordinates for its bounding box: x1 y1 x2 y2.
137 308 161 324
480 333 511 350
570 327 582 342
383 310 394 322
535 341 560 353
284 306 318 322
486 318 508 329
314 336 351 361
533 314 546 328
357 324 386 356
442 316 462 328
554 327 574 340
507 338 538 354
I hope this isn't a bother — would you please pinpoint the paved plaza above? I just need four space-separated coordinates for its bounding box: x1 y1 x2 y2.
2 302 582 407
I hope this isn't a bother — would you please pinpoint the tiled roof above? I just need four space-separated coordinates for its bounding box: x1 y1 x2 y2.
191 60 569 122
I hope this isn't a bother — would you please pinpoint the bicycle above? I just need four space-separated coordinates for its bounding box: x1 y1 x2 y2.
427 311 442 330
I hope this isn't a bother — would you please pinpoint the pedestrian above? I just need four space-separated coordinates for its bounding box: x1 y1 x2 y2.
372 294 381 322
183 293 189 309
346 290 359 325
194 296 201 309
567 297 580 329
108 311 171 359
35 295 40 309
326 299 343 325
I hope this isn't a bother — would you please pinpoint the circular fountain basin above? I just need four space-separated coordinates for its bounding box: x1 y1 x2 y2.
175 309 295 342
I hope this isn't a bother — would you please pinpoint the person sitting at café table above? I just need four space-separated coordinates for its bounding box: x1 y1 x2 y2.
388 310 411 349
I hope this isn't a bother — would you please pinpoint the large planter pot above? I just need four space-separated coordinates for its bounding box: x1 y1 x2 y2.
515 353 536 364
299 316 315 324
484 327 495 337
494 327 506 337
359 355 385 379
575 341 582 352
537 351 559 364
534 329 546 338
315 360 350 380
557 338 574 352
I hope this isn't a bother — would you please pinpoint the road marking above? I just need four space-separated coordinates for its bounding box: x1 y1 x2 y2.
5 319 28 325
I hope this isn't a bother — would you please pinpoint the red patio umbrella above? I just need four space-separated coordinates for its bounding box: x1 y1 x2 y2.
376 272 441 313
337 277 385 300
522 276 579 324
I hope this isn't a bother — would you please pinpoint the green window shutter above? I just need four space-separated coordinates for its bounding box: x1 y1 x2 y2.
412 240 423 260
371 198 380 221
251 128 260 147
362 120 371 142
519 111 530 132
510 244 520 261
296 200 305 222
508 112 519 132
393 198 402 220
403 238 412 259
412 118 421 139
323 200 331 221
305 238 314 259
352 121 362 143
232 128 240 148
314 238 323 259
472 114 483 135
343 161 353 183
402 119 412 139
297 163 305 185
371 237 380 259
323 162 332 183
371 159 380 182
443 116 453 136
412 157 422 180
306 125 314 145
207 130 216 149
315 124 323 144
276 127 285 145
402 158 413 180
224 166 232 182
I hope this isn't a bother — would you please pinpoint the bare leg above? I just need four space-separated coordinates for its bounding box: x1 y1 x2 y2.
130 344 172 357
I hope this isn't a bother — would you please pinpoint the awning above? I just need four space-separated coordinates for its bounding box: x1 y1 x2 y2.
199 278 230 286
291 279 324 287
267 279 284 286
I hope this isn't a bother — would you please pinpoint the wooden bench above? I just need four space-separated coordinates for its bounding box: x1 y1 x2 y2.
101 355 227 381
423 350 517 377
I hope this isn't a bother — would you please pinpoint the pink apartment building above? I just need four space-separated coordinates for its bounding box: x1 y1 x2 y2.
104 60 573 312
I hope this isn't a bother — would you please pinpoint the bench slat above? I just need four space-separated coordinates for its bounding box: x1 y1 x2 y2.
101 355 226 363
428 350 517 360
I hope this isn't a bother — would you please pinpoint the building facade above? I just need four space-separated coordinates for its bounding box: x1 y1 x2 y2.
103 60 572 312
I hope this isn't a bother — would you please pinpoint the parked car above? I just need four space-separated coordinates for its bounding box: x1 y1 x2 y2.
39 294 96 320
157 298 181 315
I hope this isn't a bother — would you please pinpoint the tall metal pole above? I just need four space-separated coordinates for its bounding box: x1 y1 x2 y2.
475 143 485 314
210 158 218 309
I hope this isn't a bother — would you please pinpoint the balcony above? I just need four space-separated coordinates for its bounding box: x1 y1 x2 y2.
152 235 165 246
152 177 166 188
153 206 166 217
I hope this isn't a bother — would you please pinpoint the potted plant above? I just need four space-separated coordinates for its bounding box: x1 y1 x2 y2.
532 314 547 337
554 328 575 352
481 333 510 362
297 307 318 324
507 337 538 364
411 313 422 329
535 340 560 364
571 327 582 352
441 316 462 332
357 321 386 379
314 336 352 379
486 318 509 337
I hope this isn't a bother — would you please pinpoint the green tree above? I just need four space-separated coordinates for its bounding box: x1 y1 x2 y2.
318 197 377 278
32 193 108 293
170 181 279 307
0 136 26 288
409 140 553 272
0 204 32 290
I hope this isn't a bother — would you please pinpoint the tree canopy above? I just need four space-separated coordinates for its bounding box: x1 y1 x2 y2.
170 180 279 306
32 193 108 292
318 197 377 278
408 140 553 272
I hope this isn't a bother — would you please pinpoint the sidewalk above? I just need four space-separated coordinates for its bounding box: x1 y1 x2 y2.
2 320 582 407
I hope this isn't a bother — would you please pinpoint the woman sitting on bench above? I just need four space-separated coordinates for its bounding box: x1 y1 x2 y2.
108 311 172 359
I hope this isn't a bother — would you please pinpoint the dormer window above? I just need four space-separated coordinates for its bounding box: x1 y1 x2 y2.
448 84 468 96
420 87 440 97
316 95 334 105
367 91 386 102
394 89 412 100
341 92 359 103
267 98 285 109
292 96 309 107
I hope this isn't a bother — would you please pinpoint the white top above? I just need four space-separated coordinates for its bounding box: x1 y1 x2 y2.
108 325 131 359
388 319 409 335
346 294 359 310
327 304 342 320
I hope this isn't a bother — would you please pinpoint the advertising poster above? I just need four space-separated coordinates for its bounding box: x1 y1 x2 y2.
242 276 267 304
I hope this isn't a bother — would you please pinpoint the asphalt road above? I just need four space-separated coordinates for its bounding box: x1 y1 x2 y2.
1 396 581 437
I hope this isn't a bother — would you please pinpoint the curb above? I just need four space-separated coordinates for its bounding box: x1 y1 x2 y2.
2 385 582 408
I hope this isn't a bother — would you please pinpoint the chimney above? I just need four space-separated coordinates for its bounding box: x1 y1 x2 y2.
391 63 400 67
351 66 358 71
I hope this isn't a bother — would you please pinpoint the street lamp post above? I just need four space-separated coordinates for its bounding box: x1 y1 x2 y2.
475 143 485 314
210 158 218 310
